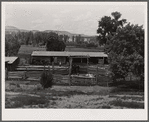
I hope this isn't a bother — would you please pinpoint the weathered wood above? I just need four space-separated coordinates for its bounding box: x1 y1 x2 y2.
87 57 89 73
52 62 54 74
48 65 50 72
5 68 8 80
8 71 25 80
107 80 109 87
69 58 72 86
96 66 98 84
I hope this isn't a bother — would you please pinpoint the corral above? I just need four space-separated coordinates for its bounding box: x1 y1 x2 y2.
6 50 109 86
7 64 110 86
5 47 144 109
5 58 144 109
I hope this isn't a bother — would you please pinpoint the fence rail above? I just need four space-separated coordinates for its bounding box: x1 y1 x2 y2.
6 65 110 86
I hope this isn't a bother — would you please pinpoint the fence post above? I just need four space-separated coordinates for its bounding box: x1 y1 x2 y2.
96 65 98 84
69 57 72 86
6 68 8 80
24 67 27 80
48 64 50 72
107 79 109 87
103 57 104 65
87 56 89 73
52 62 54 74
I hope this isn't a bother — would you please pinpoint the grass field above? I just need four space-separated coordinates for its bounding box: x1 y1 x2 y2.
18 45 103 55
5 80 144 109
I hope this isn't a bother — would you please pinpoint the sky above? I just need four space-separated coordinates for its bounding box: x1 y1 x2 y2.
3 2 146 36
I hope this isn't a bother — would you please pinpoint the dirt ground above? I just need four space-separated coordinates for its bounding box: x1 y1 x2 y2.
5 80 144 109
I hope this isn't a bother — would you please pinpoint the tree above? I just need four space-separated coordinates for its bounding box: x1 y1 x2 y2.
97 12 144 88
76 35 82 44
46 32 66 51
107 23 144 82
5 34 20 56
59 35 64 41
72 36 75 42
63 35 69 43
97 11 127 46
34 32 42 46
40 32 49 45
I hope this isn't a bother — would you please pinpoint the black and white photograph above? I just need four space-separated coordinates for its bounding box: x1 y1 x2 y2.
1 1 148 121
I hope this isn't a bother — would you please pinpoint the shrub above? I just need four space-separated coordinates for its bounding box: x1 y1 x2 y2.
86 42 98 48
40 70 53 89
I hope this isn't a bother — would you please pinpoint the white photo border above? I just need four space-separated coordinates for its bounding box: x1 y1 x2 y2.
1 1 148 121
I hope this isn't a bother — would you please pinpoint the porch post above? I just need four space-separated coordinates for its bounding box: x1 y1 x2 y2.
103 57 104 65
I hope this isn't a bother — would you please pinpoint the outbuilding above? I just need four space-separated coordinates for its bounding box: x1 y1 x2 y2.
5 57 19 71
31 51 108 65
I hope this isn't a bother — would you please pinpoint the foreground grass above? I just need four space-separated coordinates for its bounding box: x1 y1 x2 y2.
6 95 49 108
110 99 144 108
5 80 144 109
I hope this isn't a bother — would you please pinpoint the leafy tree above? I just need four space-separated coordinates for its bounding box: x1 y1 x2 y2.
5 40 10 56
41 32 47 45
5 34 20 56
81 37 84 42
46 32 66 51
59 35 64 41
97 11 127 46
72 36 75 42
26 36 30 45
97 12 144 87
63 35 68 42
76 35 82 44
24 32 32 45
107 23 144 82
34 32 42 46
28 31 34 45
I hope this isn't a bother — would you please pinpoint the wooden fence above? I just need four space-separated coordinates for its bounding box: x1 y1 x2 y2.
6 65 111 86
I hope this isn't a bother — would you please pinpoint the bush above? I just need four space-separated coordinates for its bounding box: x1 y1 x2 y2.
40 70 53 89
86 42 98 48
66 42 77 46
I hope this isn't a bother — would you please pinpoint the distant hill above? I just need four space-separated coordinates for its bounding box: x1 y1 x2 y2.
5 26 20 33
5 26 96 37
5 26 29 34
44 30 72 36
